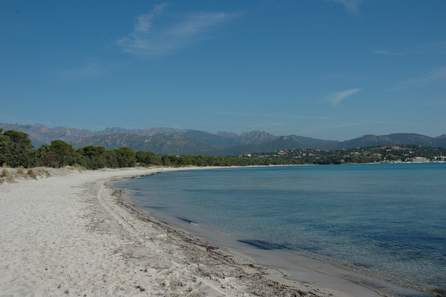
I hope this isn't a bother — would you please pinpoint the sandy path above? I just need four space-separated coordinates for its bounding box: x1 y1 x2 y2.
0 167 412 297
0 168 222 296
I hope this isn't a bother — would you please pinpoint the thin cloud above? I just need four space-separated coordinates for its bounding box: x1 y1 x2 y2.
329 88 361 106
327 0 362 15
134 3 167 33
117 3 237 56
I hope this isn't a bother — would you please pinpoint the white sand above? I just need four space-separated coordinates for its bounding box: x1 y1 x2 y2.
0 167 415 297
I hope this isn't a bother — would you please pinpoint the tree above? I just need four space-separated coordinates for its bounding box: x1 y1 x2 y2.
3 130 32 147
78 146 107 169
37 140 80 168
0 132 13 166
0 130 34 167
114 147 136 167
136 151 161 166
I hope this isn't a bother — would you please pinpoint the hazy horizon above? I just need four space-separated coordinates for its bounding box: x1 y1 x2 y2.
1 0 445 139
2 121 446 142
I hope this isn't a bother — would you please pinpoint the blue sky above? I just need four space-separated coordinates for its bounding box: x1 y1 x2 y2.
1 0 445 140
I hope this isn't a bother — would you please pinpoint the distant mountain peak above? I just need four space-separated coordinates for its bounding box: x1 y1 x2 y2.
239 130 276 145
1 122 445 155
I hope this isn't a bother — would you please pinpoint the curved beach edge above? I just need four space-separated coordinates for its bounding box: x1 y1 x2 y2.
0 166 433 297
103 168 431 297
100 167 335 297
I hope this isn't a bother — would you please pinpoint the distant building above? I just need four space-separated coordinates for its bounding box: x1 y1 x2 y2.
277 150 287 156
411 157 429 163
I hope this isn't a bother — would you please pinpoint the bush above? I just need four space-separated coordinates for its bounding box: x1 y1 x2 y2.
16 167 25 176
27 169 37 179
0 169 15 183
1 168 10 178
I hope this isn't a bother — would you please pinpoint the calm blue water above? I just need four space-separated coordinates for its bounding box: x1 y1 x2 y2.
115 164 446 291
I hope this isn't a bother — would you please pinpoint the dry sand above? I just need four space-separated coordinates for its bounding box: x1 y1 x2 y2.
0 167 419 297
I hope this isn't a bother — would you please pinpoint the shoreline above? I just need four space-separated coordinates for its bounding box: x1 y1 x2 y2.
98 167 351 297
2 166 331 297
0 166 435 296
110 168 431 297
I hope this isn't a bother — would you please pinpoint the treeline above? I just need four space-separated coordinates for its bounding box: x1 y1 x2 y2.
3 129 444 169
0 129 267 169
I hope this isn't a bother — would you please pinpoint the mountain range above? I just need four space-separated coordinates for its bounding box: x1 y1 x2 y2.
1 123 445 155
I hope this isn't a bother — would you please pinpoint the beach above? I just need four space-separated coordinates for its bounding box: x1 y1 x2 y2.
0 167 428 297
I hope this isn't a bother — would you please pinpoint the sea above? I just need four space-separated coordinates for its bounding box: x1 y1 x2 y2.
114 163 446 295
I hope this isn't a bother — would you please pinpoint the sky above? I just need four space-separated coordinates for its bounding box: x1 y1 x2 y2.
1 0 445 140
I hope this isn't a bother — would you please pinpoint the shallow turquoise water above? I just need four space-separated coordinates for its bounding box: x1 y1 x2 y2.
115 164 446 291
